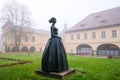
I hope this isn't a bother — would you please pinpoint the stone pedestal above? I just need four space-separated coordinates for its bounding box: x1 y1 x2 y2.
35 69 75 79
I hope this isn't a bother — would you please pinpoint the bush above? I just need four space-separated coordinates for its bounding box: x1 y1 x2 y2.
107 55 112 59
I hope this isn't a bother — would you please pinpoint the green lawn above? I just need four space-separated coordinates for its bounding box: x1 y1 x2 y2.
0 59 16 65
0 52 120 80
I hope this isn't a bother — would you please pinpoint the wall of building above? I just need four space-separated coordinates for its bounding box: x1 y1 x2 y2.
0 36 3 52
19 33 50 52
66 25 120 56
2 21 120 56
2 25 50 52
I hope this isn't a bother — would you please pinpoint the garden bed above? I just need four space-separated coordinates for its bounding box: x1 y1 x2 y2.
0 59 15 65
0 57 32 68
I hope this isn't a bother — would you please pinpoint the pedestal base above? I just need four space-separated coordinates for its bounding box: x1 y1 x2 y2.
35 69 75 79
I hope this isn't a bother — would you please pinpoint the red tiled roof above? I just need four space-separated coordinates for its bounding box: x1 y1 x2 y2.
67 6 120 32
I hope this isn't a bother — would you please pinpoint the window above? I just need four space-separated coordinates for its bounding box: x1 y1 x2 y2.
112 30 117 38
71 34 74 40
101 31 106 38
7 34 10 41
84 33 87 39
80 24 85 27
100 20 107 23
25 36 28 42
92 32 96 39
32 36 35 42
77 34 80 39
95 15 101 18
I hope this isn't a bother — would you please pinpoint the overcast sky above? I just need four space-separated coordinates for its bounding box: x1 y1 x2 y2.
0 0 120 32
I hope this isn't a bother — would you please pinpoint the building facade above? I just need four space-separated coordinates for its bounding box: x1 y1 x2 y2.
0 36 3 52
2 21 50 52
66 7 120 56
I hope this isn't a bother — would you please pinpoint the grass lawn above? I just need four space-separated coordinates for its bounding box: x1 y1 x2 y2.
0 52 120 80
0 59 16 65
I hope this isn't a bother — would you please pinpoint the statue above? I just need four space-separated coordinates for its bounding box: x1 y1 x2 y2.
41 17 68 72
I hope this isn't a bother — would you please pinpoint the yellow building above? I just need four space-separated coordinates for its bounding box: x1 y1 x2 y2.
66 7 120 56
2 21 50 52
2 21 67 53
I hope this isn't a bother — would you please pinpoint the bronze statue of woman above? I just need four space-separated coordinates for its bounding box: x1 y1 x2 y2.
41 17 68 72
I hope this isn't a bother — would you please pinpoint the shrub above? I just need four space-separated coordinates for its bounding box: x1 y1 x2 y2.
107 55 112 59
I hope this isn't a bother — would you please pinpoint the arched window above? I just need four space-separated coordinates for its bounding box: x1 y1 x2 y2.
97 44 120 56
77 44 92 55
7 47 10 52
6 46 10 52
21 46 28 52
30 47 36 52
12 46 20 52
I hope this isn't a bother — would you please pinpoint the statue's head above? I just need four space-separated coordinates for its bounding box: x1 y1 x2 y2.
49 17 56 24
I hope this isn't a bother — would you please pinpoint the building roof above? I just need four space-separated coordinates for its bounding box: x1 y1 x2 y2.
67 6 120 32
2 20 13 29
2 20 50 35
60 23 68 36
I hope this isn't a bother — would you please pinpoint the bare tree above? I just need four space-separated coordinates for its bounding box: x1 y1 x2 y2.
2 1 32 52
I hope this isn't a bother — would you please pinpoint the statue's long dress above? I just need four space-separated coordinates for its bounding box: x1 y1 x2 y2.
41 26 68 72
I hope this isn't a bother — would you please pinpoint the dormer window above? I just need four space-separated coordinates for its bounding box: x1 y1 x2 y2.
80 24 85 27
100 20 107 23
95 15 101 18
